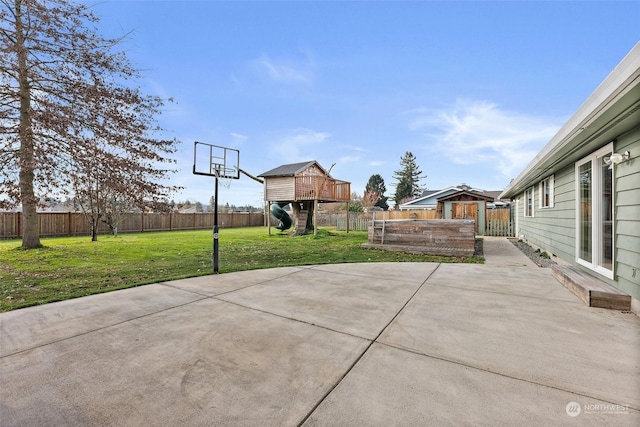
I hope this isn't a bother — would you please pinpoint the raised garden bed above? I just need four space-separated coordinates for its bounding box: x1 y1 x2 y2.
361 219 476 257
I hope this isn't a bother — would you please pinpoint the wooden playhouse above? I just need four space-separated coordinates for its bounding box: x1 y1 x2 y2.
258 161 351 235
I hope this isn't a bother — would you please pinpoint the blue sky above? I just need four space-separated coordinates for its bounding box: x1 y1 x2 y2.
93 0 639 208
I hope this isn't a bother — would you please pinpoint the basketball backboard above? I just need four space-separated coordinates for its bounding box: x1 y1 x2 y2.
193 141 240 179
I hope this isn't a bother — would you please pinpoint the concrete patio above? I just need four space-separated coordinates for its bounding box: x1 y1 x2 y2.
1 237 638 426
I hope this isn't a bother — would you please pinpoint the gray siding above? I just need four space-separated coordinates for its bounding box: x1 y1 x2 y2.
516 165 575 263
513 126 640 300
615 128 640 299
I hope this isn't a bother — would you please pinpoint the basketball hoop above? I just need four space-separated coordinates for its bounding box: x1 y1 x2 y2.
192 142 241 274
214 166 234 190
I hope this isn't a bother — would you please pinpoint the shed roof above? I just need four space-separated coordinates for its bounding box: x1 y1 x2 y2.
437 190 496 202
258 160 328 178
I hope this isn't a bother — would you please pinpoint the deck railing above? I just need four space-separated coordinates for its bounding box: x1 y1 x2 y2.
294 176 351 202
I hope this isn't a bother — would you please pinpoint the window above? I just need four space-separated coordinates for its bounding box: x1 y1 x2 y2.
575 144 613 278
524 187 534 217
539 175 554 208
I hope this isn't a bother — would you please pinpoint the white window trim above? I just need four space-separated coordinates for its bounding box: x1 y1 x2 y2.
574 144 614 279
539 175 554 209
524 187 535 217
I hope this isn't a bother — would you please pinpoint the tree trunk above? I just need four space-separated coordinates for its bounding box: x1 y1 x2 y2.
91 218 98 241
16 0 41 249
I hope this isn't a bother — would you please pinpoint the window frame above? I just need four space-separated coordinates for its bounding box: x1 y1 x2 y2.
524 187 534 217
574 144 614 279
539 175 554 209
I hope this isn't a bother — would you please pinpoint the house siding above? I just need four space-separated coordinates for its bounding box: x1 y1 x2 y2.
514 127 640 300
264 177 295 201
614 128 640 299
502 44 640 309
516 166 576 263
300 165 324 176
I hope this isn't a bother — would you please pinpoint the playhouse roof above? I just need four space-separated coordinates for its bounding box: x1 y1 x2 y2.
258 160 329 178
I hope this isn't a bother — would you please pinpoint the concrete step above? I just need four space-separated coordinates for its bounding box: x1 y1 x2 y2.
552 265 631 311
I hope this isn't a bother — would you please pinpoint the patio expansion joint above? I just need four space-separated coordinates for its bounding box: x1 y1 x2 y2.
295 263 443 426
0 295 210 359
375 341 640 412
425 281 581 305
306 264 439 283
158 267 307 298
209 297 374 342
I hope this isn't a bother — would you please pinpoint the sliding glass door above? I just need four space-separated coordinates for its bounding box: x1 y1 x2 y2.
576 144 613 278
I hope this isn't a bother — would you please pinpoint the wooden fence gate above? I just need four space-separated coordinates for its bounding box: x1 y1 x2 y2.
451 202 479 232
485 208 513 237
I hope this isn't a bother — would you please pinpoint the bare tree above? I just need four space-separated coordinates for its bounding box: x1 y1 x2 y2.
0 0 179 248
362 190 380 209
364 173 389 210
101 192 131 238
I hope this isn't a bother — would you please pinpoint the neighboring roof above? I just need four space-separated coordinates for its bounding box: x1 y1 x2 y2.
437 190 496 202
501 42 640 199
483 190 507 201
258 160 328 178
403 186 463 207
400 184 503 209
418 189 440 198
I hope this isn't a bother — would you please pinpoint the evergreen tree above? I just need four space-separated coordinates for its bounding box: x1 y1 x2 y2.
364 174 389 210
392 151 425 207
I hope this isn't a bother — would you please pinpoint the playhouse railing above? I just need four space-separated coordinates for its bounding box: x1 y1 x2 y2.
294 176 351 202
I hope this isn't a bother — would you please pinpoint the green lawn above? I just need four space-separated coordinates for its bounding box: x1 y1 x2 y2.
0 227 481 312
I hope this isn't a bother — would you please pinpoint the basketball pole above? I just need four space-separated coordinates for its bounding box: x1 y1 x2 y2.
193 142 239 275
213 172 219 274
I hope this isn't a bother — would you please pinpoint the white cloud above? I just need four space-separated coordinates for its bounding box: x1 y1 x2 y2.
407 99 562 178
253 53 315 85
338 155 360 164
269 128 330 163
230 132 248 144
344 144 368 152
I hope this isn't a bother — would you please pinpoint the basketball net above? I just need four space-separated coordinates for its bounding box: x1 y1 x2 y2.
215 168 233 189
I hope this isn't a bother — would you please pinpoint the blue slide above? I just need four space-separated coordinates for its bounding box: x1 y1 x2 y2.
271 202 292 231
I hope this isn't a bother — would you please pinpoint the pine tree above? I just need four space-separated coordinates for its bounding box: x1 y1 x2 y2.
392 151 425 208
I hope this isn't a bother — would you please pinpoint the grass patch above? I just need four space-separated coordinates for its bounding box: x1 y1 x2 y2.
0 227 482 312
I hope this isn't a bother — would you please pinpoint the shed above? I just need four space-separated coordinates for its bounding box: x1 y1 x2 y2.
436 190 495 234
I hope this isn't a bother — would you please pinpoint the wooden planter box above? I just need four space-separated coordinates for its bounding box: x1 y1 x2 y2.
361 219 476 256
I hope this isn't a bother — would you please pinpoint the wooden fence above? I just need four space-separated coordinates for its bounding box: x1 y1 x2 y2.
0 212 265 239
485 209 513 237
332 208 513 236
